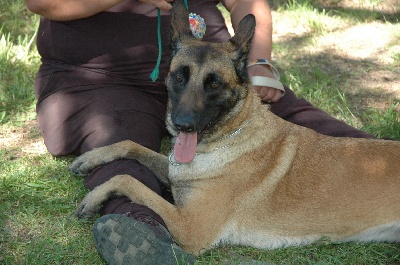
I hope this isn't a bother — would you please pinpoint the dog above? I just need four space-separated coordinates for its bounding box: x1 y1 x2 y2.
70 0 400 256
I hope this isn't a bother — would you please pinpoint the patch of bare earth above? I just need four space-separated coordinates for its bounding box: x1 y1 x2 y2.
322 0 399 14
272 0 400 113
312 21 398 112
1 120 46 158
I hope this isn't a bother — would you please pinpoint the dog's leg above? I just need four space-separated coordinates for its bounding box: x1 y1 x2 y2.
69 140 170 186
75 174 193 250
75 175 177 219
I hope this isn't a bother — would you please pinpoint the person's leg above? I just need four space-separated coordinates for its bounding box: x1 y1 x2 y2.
36 87 168 205
36 87 195 264
270 87 375 139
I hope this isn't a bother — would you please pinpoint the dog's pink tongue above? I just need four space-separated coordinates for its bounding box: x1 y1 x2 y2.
174 132 198 163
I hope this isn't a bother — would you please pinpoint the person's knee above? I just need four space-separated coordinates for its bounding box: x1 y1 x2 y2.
44 139 76 157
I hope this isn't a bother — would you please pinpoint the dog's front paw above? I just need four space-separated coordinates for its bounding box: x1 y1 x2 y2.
75 192 102 219
69 150 104 176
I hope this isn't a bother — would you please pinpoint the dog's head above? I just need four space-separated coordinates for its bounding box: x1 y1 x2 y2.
166 0 256 163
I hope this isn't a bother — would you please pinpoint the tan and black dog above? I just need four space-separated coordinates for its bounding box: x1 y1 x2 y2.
70 0 400 255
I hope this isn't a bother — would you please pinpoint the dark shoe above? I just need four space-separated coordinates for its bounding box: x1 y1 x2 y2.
93 214 196 265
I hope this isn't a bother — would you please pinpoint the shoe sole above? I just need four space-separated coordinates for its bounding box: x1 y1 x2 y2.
93 214 196 265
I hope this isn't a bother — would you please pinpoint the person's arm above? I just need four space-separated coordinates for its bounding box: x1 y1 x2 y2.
25 0 172 21
221 0 282 102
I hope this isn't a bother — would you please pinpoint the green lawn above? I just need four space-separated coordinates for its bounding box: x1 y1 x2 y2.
1 0 399 264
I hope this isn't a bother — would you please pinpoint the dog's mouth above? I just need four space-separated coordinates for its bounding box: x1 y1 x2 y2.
172 111 224 164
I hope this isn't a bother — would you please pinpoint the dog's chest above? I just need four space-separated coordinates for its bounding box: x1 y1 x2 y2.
168 146 244 179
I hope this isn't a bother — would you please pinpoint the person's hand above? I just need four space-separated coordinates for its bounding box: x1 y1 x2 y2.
248 64 282 103
138 0 173 10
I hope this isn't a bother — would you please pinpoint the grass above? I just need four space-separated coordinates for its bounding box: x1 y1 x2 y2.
1 153 103 264
1 0 400 264
0 0 39 124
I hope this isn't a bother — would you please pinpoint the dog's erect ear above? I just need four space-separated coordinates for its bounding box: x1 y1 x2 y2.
230 14 256 52
171 0 194 47
229 14 256 83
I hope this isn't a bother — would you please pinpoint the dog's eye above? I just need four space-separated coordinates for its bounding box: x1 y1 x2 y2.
210 81 220 89
176 75 183 82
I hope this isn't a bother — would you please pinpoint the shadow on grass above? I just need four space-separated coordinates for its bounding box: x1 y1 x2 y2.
319 6 400 23
269 0 400 22
272 24 399 139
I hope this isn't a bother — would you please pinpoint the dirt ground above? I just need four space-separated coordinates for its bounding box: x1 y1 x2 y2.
1 120 46 159
272 0 400 113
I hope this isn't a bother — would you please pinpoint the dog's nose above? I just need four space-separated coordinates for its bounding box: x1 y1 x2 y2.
175 123 195 132
174 120 195 133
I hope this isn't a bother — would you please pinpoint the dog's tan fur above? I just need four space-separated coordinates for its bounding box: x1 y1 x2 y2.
70 0 400 255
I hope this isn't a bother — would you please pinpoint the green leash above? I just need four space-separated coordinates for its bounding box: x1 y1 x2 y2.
149 0 189 82
149 8 163 82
